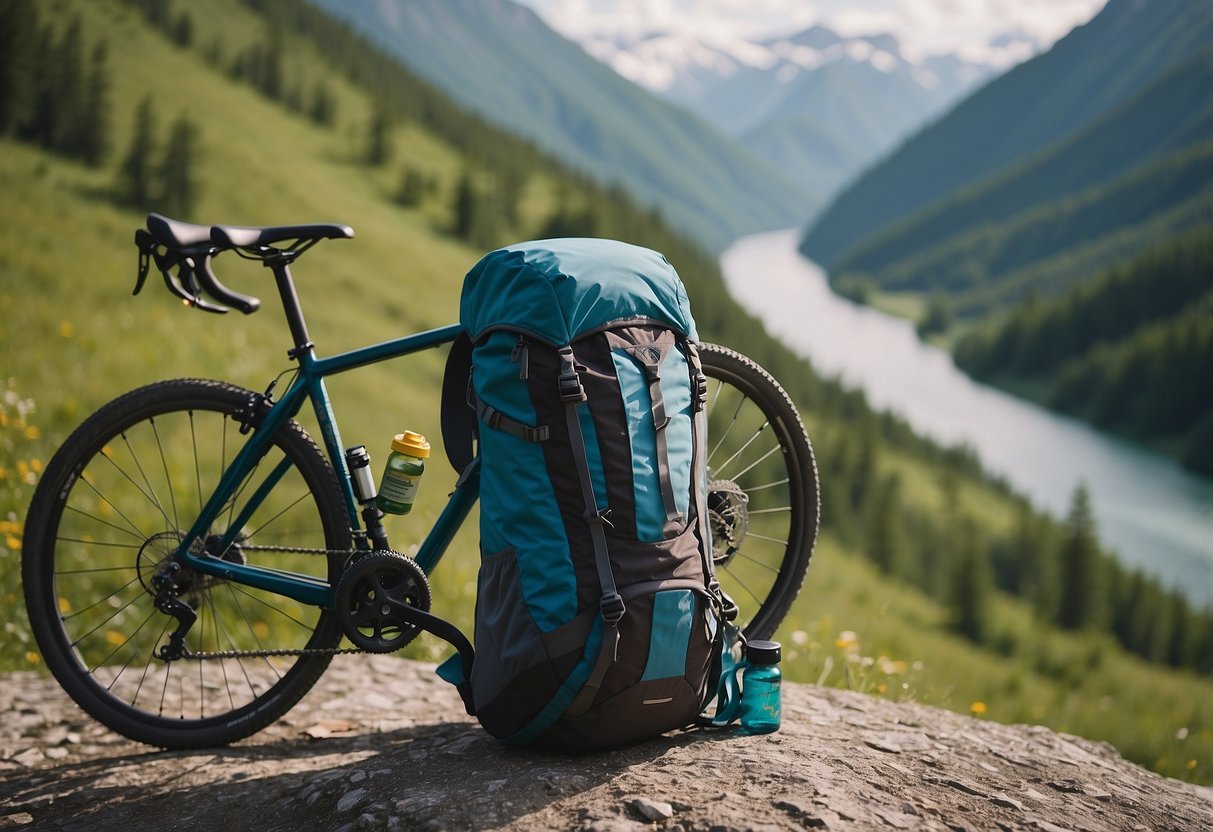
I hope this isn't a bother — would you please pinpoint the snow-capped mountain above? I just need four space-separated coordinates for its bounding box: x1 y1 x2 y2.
578 24 1020 215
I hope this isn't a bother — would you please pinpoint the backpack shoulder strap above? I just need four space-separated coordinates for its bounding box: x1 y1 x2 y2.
441 331 477 476
559 345 626 718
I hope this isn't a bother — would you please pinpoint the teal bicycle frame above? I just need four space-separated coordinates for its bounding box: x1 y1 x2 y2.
169 312 476 609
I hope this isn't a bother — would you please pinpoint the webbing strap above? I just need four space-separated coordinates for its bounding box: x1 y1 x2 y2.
474 394 551 443
558 346 625 718
644 358 685 527
685 341 716 582
698 620 745 727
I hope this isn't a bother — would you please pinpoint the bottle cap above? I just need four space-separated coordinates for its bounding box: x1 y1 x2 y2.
745 639 781 665
391 431 431 458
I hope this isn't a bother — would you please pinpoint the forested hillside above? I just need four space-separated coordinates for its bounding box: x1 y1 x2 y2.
954 229 1213 472
1 0 1211 785
825 50 1213 316
800 0 1213 268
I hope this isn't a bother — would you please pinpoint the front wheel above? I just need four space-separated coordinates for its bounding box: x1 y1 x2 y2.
697 344 820 640
22 379 351 748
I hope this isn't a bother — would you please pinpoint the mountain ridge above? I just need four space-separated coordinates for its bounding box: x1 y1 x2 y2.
585 22 996 217
801 0 1213 268
827 48 1213 312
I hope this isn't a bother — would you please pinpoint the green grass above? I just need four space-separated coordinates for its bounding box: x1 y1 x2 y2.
775 535 1213 785
1 0 1210 788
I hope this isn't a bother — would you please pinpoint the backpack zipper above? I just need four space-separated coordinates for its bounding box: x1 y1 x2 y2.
511 335 530 379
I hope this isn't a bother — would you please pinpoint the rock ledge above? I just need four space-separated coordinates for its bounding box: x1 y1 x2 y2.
2 655 1211 831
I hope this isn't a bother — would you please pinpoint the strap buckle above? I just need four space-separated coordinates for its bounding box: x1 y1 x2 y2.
558 347 587 403
599 591 626 625
559 371 586 403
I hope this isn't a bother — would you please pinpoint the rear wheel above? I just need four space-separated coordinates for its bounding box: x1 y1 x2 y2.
698 344 820 640
22 379 351 748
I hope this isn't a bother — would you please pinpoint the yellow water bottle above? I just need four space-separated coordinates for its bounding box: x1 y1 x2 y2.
377 431 430 515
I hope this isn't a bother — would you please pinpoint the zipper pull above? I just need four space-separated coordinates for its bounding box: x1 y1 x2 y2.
511 335 530 379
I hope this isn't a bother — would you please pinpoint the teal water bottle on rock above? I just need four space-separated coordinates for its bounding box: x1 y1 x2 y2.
740 640 782 734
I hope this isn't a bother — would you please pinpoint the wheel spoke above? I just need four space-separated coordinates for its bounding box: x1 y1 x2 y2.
713 421 769 476
707 394 747 466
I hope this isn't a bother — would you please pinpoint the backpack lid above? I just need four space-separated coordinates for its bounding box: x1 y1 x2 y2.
460 238 698 345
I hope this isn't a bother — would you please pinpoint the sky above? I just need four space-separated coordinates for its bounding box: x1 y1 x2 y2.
513 0 1108 65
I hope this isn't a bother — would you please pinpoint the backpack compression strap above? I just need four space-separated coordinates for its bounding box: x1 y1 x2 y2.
558 346 626 718
622 344 685 528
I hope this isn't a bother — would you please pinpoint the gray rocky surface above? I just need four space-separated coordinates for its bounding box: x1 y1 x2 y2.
2 655 1211 830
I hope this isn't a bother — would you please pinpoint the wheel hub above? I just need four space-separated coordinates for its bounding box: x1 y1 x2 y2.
136 531 248 600
708 477 749 567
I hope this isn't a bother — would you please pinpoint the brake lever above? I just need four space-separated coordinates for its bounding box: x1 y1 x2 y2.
180 257 203 297
133 229 155 295
176 260 229 314
157 258 228 314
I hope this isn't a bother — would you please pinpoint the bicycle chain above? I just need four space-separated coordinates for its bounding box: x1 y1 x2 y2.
181 645 365 660
178 544 366 661
237 544 358 557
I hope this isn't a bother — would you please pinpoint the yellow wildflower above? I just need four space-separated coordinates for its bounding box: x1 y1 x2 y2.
835 630 859 649
58 320 75 338
970 701 988 716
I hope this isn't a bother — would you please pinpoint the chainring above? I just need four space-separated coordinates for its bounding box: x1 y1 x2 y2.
335 551 432 653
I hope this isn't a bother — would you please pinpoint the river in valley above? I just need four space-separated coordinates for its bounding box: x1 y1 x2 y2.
721 229 1213 607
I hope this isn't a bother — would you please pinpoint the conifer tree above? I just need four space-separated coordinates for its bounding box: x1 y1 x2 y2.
1011 501 1059 621
951 518 993 644
867 473 906 578
171 12 193 47
0 0 39 135
260 30 284 101
76 41 110 166
365 106 393 165
395 166 425 207
451 166 499 249
118 96 158 207
452 167 477 241
1056 483 1104 630
309 81 335 126
49 16 84 152
157 114 198 217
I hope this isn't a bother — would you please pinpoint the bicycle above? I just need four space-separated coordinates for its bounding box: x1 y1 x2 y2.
21 213 821 750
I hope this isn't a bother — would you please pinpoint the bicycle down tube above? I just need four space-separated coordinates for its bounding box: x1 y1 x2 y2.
171 322 474 608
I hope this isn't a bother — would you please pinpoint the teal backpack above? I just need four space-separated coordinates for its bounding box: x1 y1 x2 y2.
439 238 741 749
